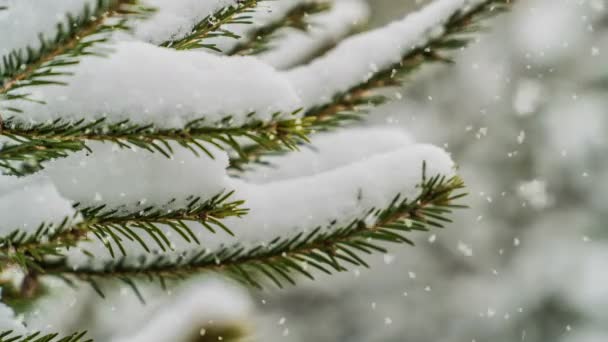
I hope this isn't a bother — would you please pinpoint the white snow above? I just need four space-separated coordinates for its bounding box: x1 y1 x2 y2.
257 0 370 70
243 126 413 183
0 298 26 334
204 0 308 54
132 0 238 45
0 175 76 237
0 0 97 57
204 0 370 69
287 0 486 108
63 142 455 267
43 141 232 210
223 143 455 247
8 41 301 128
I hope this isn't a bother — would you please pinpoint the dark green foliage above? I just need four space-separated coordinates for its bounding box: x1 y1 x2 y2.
160 0 261 51
0 135 84 176
0 110 312 176
229 1 332 56
75 191 247 257
0 191 247 271
228 110 363 171
37 168 466 295
0 217 77 271
0 0 153 113
0 331 90 342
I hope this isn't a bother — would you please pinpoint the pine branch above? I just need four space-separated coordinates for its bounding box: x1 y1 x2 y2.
228 0 515 170
160 0 261 52
306 0 513 119
0 331 91 342
39 167 467 294
0 0 153 113
0 191 247 271
229 1 332 56
0 136 84 176
0 111 313 176
228 110 362 171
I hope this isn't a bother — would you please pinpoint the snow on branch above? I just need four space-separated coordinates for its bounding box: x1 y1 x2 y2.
228 1 334 56
42 168 465 292
250 0 371 70
0 40 306 175
228 0 514 170
0 136 84 176
289 0 514 108
132 0 240 45
289 0 514 110
1 190 247 270
0 142 245 270
0 0 154 114
241 127 414 182
0 109 310 176
0 1 484 312
158 0 262 51
0 175 77 238
0 0 514 175
25 144 461 293
201 0 312 54
6 41 300 127
0 302 27 336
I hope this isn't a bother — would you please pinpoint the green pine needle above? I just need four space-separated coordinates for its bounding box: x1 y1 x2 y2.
160 0 262 51
0 191 247 271
229 1 332 56
228 0 516 170
0 0 154 113
0 110 314 176
38 167 466 296
0 331 91 342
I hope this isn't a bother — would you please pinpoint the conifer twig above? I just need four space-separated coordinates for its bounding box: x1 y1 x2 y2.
0 191 247 271
0 111 313 176
160 0 261 51
229 1 332 56
38 169 467 293
0 331 91 342
0 0 153 112
229 0 515 170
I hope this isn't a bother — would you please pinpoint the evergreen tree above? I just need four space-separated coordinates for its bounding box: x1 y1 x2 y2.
0 0 514 340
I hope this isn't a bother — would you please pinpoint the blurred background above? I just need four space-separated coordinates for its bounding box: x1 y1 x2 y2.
254 0 608 341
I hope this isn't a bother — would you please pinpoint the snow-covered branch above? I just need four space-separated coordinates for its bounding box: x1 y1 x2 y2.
231 0 515 169
0 0 152 113
41 166 465 292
